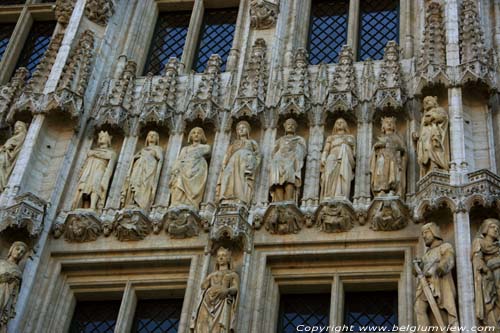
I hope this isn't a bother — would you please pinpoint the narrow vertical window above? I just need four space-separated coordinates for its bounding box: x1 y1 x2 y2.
132 299 183 333
69 300 121 333
15 21 56 76
308 0 349 65
344 291 398 332
144 11 191 75
193 8 238 73
278 293 330 333
0 23 16 62
358 0 399 61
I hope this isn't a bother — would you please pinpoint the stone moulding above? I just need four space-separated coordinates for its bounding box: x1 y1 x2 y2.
210 203 252 253
0 193 47 238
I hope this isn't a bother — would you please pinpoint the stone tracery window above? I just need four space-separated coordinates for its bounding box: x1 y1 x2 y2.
131 299 183 333
68 300 121 333
308 0 349 65
278 293 330 333
344 291 398 332
15 21 56 76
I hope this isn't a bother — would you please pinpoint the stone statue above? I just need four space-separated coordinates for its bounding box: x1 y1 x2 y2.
472 218 500 328
320 118 356 200
191 247 239 333
270 118 307 202
72 131 117 210
370 117 407 197
122 131 163 210
414 96 450 178
0 241 28 332
0 121 27 193
217 121 260 205
169 127 211 209
414 222 458 332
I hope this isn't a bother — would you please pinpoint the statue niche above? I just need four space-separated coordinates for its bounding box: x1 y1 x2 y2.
0 121 27 193
121 130 163 210
370 116 407 198
72 131 117 210
191 247 239 333
0 241 28 333
320 118 356 201
414 96 450 178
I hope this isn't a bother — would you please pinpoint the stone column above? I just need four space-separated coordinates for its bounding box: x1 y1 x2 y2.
406 99 420 197
401 0 414 59
353 104 371 208
301 124 324 207
202 128 231 206
453 207 476 331
448 87 468 185
255 126 277 206
347 0 360 57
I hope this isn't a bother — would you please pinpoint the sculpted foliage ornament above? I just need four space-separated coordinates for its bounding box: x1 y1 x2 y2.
0 242 28 332
85 0 115 26
0 68 28 125
0 121 28 194
250 0 279 30
55 0 75 26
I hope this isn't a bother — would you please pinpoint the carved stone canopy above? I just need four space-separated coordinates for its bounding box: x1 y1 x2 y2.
211 203 252 253
1 193 47 238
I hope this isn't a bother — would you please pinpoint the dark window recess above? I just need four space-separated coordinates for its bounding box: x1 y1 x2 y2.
132 299 183 333
68 300 121 333
0 24 16 63
15 21 56 76
278 293 330 333
1 0 26 5
308 0 349 65
358 0 399 61
193 8 237 73
144 11 191 75
344 291 398 332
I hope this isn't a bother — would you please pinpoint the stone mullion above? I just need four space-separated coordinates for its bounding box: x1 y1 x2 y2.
347 0 360 57
256 127 276 206
202 129 230 206
225 0 247 72
353 104 371 208
104 133 139 210
448 87 468 185
453 209 476 331
178 255 201 333
114 282 137 333
400 0 413 58
154 131 184 207
406 99 420 197
302 124 324 207
330 275 343 327
181 0 204 73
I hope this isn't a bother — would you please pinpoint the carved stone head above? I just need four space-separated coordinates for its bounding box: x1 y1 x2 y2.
7 241 28 263
216 247 232 270
422 222 443 245
479 218 500 239
236 120 251 138
284 118 297 134
381 117 396 134
188 127 207 144
145 130 159 146
423 96 439 111
333 118 349 134
97 130 112 148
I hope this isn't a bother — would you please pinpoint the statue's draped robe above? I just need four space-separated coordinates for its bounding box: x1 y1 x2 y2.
321 134 355 200
72 147 117 209
0 130 26 192
123 144 163 209
170 144 211 209
218 139 260 205
370 132 406 197
417 106 449 177
0 260 22 332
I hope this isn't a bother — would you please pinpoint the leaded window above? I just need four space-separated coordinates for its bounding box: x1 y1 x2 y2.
132 299 183 333
308 0 349 65
193 8 237 73
1 1 26 5
0 23 16 63
278 293 330 333
358 0 399 61
144 11 191 75
15 21 56 76
344 291 398 332
68 300 121 333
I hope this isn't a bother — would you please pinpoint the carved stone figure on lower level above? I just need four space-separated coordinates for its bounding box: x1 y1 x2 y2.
414 96 450 178
0 241 28 332
217 120 260 205
264 204 303 234
0 121 27 193
64 213 102 242
72 131 117 210
321 118 356 201
370 117 407 197
316 202 354 233
169 127 211 209
165 207 202 239
414 223 458 332
472 219 500 328
121 131 163 210
270 118 307 202
191 247 239 333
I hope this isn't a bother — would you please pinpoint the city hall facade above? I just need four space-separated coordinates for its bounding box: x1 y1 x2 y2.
0 0 498 332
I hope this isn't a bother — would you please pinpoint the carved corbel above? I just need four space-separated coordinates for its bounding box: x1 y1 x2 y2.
250 0 279 30
85 0 115 26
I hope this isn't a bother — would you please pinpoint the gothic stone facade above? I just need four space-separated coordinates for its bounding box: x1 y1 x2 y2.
0 0 500 332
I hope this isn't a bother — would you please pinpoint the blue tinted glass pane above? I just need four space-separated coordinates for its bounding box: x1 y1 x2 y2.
344 291 398 332
193 8 238 73
279 294 330 333
144 11 191 75
309 0 349 65
358 0 399 61
69 300 121 333
15 21 56 77
0 23 16 63
132 299 183 333
1 1 26 4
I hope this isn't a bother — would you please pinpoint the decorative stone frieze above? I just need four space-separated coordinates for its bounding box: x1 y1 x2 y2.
0 193 47 238
85 0 115 26
55 0 76 26
0 68 28 126
233 39 268 119
250 0 279 30
375 41 404 109
315 200 355 233
211 203 252 253
325 45 357 112
280 48 310 116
